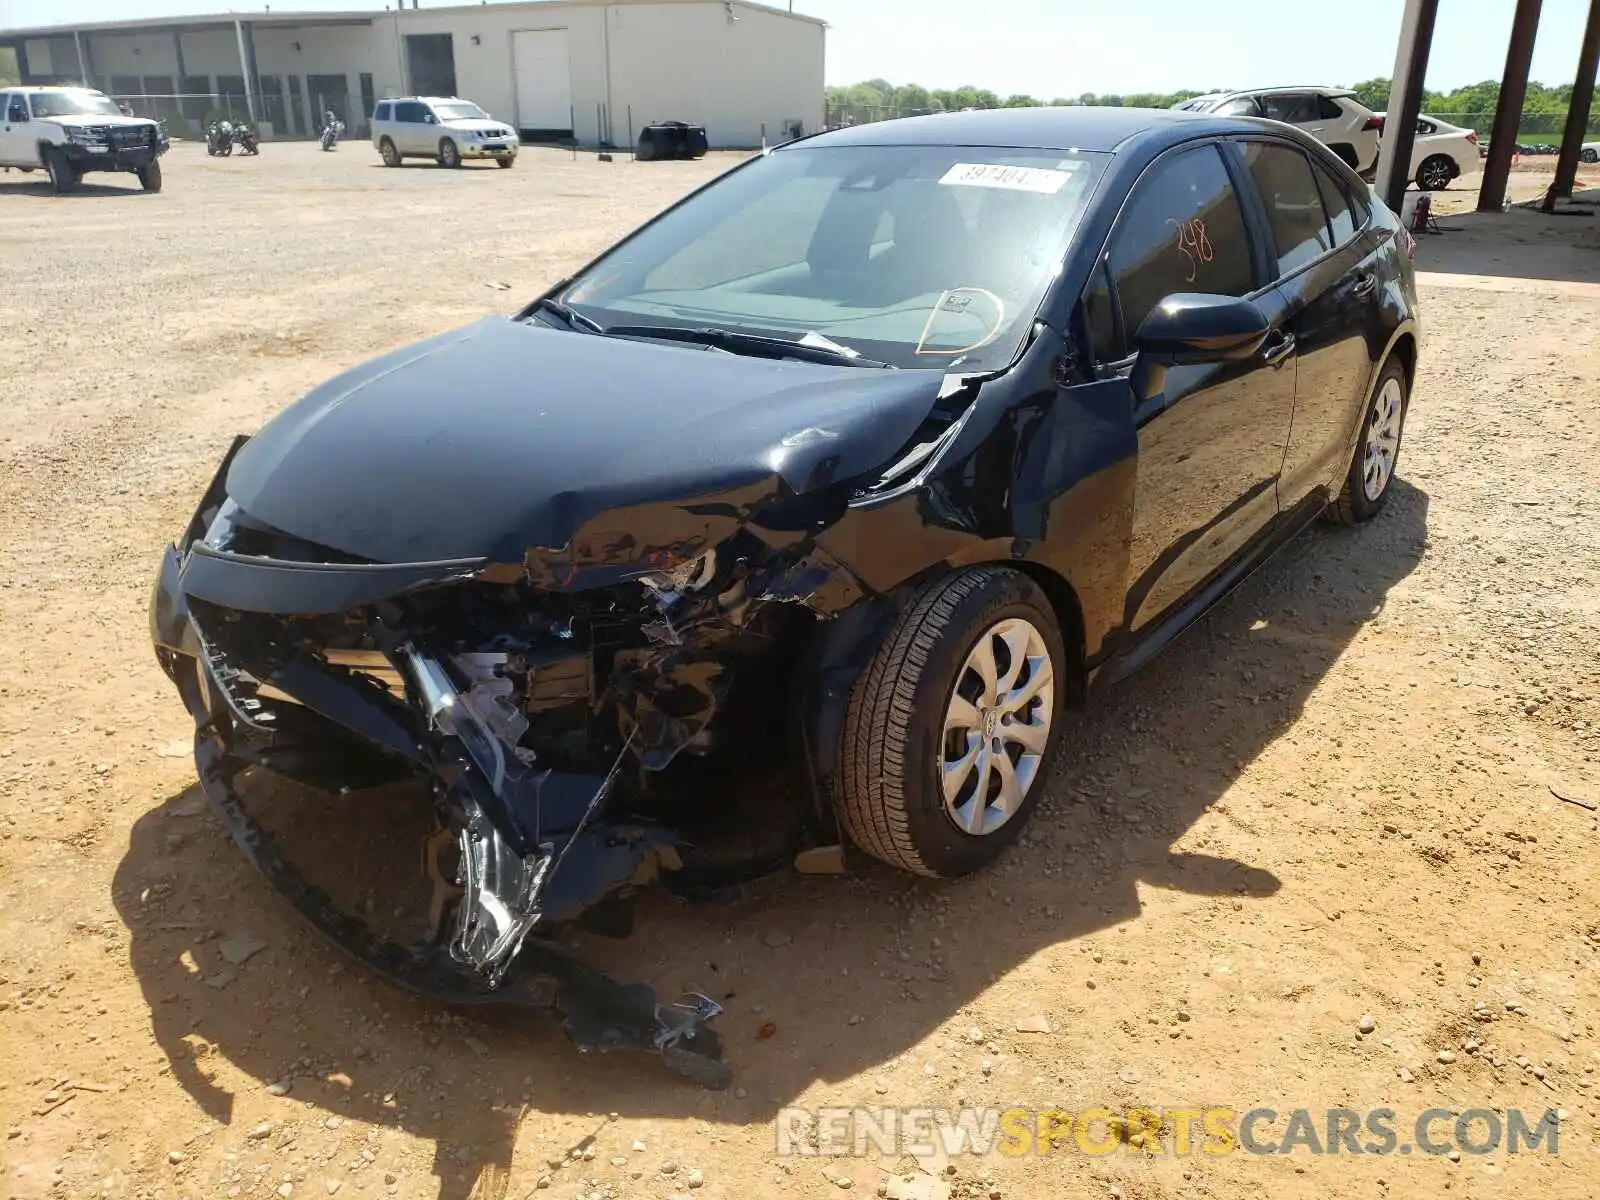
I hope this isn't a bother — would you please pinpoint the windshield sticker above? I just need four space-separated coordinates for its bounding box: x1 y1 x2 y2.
939 162 1077 193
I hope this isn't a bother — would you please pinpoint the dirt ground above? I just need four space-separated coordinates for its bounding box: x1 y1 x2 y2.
1 142 1598 1200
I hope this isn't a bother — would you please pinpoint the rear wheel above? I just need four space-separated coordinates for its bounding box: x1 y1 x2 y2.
1331 357 1409 524
136 159 162 193
379 137 400 167
45 147 77 194
1581 148 1598 164
836 567 1067 878
1416 154 1454 190
439 138 461 169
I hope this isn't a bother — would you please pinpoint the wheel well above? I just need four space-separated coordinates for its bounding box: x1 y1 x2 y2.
1389 333 1417 390
1009 561 1088 708
1328 143 1359 168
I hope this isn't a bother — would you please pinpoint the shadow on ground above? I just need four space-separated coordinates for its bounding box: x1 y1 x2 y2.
112 481 1429 1198
1418 184 1600 286
0 174 150 199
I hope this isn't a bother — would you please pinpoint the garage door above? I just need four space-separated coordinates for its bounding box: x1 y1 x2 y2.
512 28 573 137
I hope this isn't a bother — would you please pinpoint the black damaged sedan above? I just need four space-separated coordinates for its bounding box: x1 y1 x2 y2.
151 107 1419 1084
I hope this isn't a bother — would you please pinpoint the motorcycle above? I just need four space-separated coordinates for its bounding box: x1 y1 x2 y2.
205 120 235 157
232 122 260 155
319 114 345 152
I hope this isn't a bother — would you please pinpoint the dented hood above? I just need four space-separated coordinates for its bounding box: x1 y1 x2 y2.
225 318 946 565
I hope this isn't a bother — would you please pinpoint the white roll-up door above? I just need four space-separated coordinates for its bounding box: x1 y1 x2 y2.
511 28 573 133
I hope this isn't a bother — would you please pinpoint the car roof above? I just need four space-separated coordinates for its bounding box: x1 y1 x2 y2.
7 85 107 94
794 105 1256 153
1221 86 1359 98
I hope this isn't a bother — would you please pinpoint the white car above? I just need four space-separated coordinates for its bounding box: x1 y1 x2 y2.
1377 112 1479 189
370 96 519 169
1174 87 1383 175
0 85 168 193
1582 141 1599 164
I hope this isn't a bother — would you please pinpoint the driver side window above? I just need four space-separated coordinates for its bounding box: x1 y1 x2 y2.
1087 144 1256 363
5 94 28 123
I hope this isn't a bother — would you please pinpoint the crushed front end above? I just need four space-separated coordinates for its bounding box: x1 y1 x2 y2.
148 441 852 1088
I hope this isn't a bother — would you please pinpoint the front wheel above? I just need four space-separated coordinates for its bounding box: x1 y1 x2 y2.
438 138 461 168
136 159 162 193
379 137 400 167
836 567 1067 878
1416 154 1454 190
495 155 514 168
45 147 77 194
1331 357 1409 524
1581 148 1599 164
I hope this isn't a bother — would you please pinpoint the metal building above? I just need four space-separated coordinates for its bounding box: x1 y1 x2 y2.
0 0 827 148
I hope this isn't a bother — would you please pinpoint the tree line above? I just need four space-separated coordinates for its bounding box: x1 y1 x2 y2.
826 77 1600 122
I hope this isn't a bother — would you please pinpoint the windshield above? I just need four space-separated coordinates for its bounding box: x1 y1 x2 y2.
432 101 490 122
556 143 1108 371
29 90 123 119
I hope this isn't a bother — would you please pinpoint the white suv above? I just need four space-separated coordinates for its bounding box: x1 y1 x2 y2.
0 85 168 193
1175 87 1383 176
371 97 519 169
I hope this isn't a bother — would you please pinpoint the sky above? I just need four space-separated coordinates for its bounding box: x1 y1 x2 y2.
0 0 1595 95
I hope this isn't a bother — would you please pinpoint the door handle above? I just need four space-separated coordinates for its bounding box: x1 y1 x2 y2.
1261 330 1296 367
1352 273 1378 299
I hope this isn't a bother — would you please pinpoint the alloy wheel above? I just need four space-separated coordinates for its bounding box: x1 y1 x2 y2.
1418 157 1452 190
1362 376 1404 502
940 617 1055 837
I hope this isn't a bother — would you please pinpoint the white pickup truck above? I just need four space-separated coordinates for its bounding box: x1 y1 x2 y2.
0 85 168 193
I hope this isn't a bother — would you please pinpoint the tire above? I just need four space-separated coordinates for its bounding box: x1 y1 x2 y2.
379 137 400 167
836 566 1067 878
439 138 460 168
136 159 162 193
495 155 514 168
1581 148 1599 164
1331 356 1409 525
45 147 76 194
220 140 232 157
1328 143 1360 171
1416 154 1454 190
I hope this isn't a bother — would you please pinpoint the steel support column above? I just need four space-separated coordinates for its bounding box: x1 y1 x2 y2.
1479 0 1546 212
72 29 90 87
234 18 257 123
1552 0 1600 196
1376 0 1441 212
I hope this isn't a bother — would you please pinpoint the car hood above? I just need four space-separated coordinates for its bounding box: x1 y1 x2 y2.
445 118 514 135
224 317 948 567
46 114 155 129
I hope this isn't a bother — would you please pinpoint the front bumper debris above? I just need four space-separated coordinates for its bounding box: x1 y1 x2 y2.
150 447 732 1087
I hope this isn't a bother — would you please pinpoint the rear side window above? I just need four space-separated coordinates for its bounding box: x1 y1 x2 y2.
1311 161 1358 246
395 101 428 122
1216 97 1260 117
1317 96 1346 120
1240 141 1331 275
1262 94 1319 125
374 101 392 121
1099 144 1256 359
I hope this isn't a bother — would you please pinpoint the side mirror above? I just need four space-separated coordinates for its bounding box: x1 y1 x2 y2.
1130 293 1271 401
